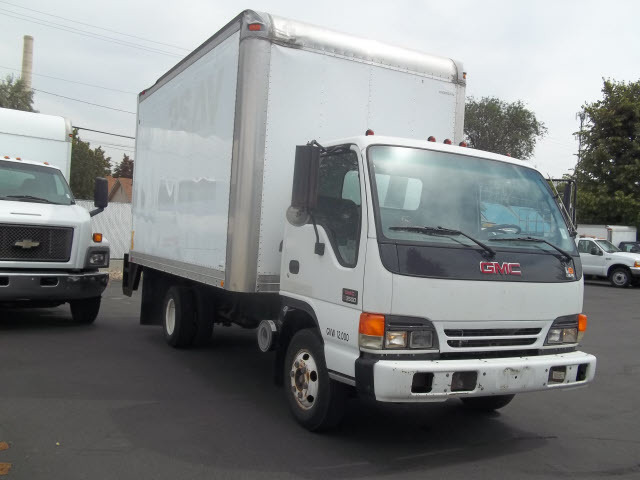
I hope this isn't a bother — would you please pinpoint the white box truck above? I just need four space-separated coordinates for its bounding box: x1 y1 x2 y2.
0 107 111 323
577 224 637 248
123 10 596 430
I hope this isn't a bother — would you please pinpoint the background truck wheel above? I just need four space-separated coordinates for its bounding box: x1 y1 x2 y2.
460 394 515 411
163 286 196 348
609 267 631 288
284 329 347 431
70 297 101 324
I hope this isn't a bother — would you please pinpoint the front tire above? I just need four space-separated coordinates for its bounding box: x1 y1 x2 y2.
460 394 515 411
284 329 347 431
609 267 631 288
70 297 101 324
163 286 196 348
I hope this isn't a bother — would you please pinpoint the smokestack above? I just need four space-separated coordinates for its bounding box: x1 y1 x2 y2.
21 35 33 90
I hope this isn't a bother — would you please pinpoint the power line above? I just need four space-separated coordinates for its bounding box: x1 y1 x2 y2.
0 0 190 51
34 88 136 114
0 9 182 58
72 126 135 139
84 138 135 151
0 65 137 94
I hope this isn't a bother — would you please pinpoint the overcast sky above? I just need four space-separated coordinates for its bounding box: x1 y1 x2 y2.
1 0 639 177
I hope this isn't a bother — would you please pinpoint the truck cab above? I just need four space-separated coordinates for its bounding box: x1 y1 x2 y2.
278 135 595 428
0 156 111 322
576 236 640 287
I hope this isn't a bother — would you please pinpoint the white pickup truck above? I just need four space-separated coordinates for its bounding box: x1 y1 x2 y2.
576 237 640 287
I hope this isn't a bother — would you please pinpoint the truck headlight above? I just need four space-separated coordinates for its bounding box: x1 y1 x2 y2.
546 314 584 345
359 313 438 351
85 248 110 268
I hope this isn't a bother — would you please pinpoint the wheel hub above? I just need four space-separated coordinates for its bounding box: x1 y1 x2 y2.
289 349 319 410
613 271 628 286
165 298 176 335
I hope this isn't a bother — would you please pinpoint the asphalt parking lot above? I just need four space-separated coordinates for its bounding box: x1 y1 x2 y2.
1 280 639 479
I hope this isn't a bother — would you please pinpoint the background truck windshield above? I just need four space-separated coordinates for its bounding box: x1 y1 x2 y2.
0 160 74 206
368 146 576 254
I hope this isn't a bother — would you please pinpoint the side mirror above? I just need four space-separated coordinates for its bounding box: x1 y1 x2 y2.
291 145 319 211
90 177 108 217
590 247 599 256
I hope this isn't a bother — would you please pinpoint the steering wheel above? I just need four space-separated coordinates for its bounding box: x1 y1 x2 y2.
484 224 522 234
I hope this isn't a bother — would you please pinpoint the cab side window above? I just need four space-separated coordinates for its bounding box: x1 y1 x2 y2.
577 240 591 254
313 149 361 267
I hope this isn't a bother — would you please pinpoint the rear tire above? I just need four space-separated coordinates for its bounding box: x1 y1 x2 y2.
162 286 196 348
284 329 347 431
609 267 631 288
460 394 515 411
70 297 101 324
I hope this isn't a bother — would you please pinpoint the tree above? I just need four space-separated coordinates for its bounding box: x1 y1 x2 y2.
464 96 547 159
575 79 640 228
113 154 134 178
69 130 112 199
0 74 35 112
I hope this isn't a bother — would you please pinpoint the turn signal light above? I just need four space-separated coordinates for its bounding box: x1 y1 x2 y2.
93 233 103 243
578 314 587 332
359 313 385 336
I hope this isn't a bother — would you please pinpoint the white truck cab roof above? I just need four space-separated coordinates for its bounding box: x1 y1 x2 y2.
1 155 63 172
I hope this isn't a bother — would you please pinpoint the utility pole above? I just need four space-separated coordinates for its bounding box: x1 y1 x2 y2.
575 111 585 175
21 35 34 89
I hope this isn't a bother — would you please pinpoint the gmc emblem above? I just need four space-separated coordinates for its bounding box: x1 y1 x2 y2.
479 261 522 276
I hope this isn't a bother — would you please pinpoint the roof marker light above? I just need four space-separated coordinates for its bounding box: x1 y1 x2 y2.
248 23 262 31
463 72 467 80
365 129 374 136
43 162 50 165
459 141 468 147
3 156 9 159
428 136 436 142
444 139 452 145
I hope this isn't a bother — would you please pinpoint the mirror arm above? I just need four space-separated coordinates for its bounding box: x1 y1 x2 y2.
89 207 104 217
309 212 325 256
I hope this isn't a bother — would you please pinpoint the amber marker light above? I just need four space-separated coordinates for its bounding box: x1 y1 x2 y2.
578 314 587 341
359 313 385 349
93 233 103 243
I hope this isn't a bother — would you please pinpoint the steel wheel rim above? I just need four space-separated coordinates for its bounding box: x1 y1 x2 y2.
613 271 628 286
165 298 176 335
289 349 319 410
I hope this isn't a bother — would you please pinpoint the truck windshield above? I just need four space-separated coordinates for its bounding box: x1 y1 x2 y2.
0 160 74 206
367 146 577 255
596 239 620 253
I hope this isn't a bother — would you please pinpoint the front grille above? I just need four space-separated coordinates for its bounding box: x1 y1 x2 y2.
0 224 73 262
444 327 542 349
447 338 537 348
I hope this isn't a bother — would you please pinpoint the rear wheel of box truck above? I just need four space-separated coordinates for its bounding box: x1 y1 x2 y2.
460 394 515 411
70 297 101 324
163 286 196 348
284 329 347 431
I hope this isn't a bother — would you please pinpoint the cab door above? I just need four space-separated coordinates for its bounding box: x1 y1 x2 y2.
280 145 366 378
578 239 606 276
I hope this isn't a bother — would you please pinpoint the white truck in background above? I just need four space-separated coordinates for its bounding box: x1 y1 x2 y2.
576 236 640 287
577 224 637 248
0 107 111 323
123 10 596 431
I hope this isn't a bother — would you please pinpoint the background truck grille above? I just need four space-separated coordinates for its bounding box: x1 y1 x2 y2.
0 224 73 262
444 327 542 349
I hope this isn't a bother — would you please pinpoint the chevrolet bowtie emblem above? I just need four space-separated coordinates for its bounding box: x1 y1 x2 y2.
14 239 40 249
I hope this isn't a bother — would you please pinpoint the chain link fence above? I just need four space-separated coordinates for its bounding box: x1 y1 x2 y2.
77 200 131 259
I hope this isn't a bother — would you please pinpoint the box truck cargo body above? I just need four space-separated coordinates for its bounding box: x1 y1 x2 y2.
124 10 596 431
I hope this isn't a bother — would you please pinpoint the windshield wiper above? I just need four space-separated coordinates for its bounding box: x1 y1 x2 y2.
489 236 573 261
389 225 496 257
2 195 55 204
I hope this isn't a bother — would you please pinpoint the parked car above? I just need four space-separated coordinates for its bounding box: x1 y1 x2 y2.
618 241 640 253
576 237 640 287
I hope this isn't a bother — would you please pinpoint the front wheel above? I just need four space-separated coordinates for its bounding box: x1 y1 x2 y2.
460 394 515 411
70 297 101 324
609 267 631 288
284 329 347 431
